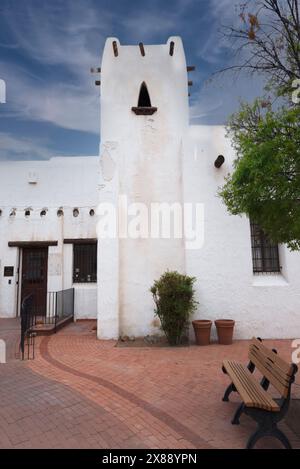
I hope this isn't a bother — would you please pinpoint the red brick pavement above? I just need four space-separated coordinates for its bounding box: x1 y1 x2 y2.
0 319 299 449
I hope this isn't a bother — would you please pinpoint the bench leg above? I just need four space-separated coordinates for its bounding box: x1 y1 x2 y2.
247 423 292 450
247 427 266 449
222 383 236 402
272 427 292 449
232 403 244 425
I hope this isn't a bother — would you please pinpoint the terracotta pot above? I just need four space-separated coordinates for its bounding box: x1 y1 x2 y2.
192 320 212 346
215 319 235 345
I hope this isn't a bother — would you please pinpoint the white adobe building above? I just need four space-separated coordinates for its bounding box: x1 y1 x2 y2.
0 157 99 320
0 37 299 340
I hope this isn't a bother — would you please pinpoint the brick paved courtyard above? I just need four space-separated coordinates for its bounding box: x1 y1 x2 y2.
0 319 299 449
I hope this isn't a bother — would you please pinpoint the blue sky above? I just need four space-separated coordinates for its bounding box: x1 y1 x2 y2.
0 0 264 160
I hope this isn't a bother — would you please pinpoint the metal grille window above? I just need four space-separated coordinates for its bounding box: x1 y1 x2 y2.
250 222 280 274
73 243 97 283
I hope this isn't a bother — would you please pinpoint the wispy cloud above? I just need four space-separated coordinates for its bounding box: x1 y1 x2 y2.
122 14 176 41
0 59 100 133
195 0 240 64
0 132 54 160
190 70 266 124
121 0 202 43
0 0 269 159
190 0 267 124
1 0 105 134
2 1 107 73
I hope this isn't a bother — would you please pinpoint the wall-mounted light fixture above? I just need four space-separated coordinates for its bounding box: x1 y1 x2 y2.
214 155 225 168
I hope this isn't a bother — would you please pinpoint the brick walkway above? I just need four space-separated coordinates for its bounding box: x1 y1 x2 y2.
0 320 299 449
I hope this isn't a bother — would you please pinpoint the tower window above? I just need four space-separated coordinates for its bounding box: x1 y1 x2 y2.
250 221 280 274
138 82 151 107
132 82 157 115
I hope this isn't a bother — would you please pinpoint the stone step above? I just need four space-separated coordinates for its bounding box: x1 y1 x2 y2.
30 316 73 336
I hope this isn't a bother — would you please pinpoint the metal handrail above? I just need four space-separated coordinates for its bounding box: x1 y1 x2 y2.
19 288 74 360
46 288 75 333
20 294 35 360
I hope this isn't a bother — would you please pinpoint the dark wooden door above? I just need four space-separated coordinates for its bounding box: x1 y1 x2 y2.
21 247 48 316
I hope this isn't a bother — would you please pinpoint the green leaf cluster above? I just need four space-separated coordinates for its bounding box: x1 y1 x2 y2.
150 271 198 346
220 103 300 250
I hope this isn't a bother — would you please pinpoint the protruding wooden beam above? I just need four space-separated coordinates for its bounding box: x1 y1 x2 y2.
112 41 118 57
139 42 145 56
90 67 101 73
187 66 196 72
169 41 175 56
188 80 193 86
214 155 225 168
95 80 101 86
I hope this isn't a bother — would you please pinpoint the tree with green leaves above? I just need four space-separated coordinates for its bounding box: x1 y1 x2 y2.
218 0 300 249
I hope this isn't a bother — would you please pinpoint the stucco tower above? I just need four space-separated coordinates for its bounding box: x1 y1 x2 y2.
98 37 189 339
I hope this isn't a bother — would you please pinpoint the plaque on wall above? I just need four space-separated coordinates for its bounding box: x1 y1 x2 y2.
4 266 14 277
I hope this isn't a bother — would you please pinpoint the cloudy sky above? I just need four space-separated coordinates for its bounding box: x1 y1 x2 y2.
0 0 265 160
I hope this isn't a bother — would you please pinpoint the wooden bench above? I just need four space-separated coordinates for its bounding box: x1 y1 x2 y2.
222 337 298 449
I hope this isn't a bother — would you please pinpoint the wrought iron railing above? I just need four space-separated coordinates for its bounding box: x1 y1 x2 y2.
19 288 74 359
20 294 36 360
45 288 75 332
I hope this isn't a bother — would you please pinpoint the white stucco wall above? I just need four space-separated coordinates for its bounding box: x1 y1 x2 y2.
183 125 300 340
97 37 300 341
98 37 189 338
1 37 299 340
0 157 99 319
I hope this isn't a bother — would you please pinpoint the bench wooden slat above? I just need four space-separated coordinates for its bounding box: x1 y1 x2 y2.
250 338 293 375
223 359 280 412
228 361 272 409
226 361 275 410
249 338 293 398
249 347 290 385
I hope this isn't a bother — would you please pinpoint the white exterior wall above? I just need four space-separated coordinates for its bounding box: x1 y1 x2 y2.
183 126 300 340
97 37 300 340
1 37 299 340
0 157 99 319
98 37 189 338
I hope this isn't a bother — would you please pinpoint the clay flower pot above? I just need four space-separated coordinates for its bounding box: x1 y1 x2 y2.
192 320 212 346
215 319 235 345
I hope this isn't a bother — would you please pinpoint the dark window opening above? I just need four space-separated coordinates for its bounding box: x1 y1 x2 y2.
250 221 280 274
132 82 157 115
138 82 151 107
73 243 97 283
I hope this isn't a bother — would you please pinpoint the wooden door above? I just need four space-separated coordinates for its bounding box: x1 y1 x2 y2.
21 247 48 316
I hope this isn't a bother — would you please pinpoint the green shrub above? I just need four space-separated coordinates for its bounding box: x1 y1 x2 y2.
150 271 198 346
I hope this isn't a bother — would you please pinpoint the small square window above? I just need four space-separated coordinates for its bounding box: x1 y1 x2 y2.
250 221 280 274
73 243 97 283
